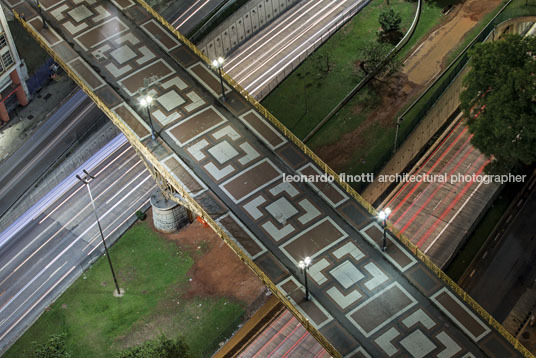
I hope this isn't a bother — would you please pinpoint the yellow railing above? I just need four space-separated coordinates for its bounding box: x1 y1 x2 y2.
137 6 536 356
12 7 342 358
17 1 534 355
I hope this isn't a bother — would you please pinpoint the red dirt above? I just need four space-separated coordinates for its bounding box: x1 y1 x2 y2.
146 210 265 306
315 0 503 173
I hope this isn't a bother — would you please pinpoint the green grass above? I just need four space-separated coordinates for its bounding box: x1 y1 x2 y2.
5 222 245 358
261 0 419 139
445 179 525 281
396 0 536 170
260 0 458 188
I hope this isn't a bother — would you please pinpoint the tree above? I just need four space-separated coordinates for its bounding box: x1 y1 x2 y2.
379 8 402 34
33 333 71 358
359 41 402 80
460 35 536 173
118 335 190 358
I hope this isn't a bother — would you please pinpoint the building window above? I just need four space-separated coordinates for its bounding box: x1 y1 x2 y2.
2 51 13 69
0 35 6 48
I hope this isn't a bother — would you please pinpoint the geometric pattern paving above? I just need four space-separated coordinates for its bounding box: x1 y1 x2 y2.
4 0 524 356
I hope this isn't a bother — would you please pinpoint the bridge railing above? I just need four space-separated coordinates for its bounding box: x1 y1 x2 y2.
17 0 535 355
135 1 536 356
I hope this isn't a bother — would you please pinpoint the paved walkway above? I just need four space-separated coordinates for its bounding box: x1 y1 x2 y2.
2 0 523 356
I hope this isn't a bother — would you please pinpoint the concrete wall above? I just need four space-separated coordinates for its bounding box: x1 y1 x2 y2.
362 18 535 204
198 0 301 60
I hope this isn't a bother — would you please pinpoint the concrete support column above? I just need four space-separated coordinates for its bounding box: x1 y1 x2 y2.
10 69 28 106
0 95 8 123
150 191 189 233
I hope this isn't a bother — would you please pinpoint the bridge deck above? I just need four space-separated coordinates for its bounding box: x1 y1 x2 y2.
4 0 524 356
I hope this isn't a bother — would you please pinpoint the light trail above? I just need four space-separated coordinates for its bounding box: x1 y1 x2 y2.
415 161 488 247
424 180 485 254
0 134 127 248
385 118 464 209
174 0 213 29
282 330 308 357
392 126 469 225
233 2 344 83
224 0 326 73
0 157 146 288
244 2 360 94
0 101 95 198
0 266 75 341
251 312 295 358
266 320 301 358
397 136 474 233
0 262 66 332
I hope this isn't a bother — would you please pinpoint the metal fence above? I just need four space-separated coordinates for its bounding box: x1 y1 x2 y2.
15 0 536 356
396 0 517 143
132 1 536 356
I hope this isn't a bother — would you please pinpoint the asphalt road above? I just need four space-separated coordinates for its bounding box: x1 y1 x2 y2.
0 137 155 353
165 0 229 35
0 91 103 218
224 0 367 99
0 1 376 354
461 176 536 322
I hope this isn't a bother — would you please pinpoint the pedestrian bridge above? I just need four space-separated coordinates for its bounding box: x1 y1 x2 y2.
5 0 531 356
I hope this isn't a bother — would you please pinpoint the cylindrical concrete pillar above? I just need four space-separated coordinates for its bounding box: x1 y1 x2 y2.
10 69 28 106
150 191 189 233
0 99 8 123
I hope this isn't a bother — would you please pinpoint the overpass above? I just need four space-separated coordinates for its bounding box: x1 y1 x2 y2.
3 0 531 356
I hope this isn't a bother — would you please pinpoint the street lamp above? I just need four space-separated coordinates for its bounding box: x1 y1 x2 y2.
35 0 48 29
378 208 391 252
76 169 123 297
139 94 156 140
298 256 312 301
212 57 226 101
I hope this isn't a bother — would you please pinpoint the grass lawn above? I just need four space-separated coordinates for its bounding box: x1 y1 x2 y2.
261 0 419 139
5 222 246 358
261 0 515 191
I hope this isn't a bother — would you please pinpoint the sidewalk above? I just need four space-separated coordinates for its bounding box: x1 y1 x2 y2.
0 73 77 165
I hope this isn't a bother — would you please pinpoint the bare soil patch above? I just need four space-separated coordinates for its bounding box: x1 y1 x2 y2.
146 210 266 305
316 0 503 172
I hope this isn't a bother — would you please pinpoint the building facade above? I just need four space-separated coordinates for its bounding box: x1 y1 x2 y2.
0 5 29 123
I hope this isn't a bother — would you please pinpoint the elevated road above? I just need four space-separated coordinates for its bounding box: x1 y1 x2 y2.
1 0 527 356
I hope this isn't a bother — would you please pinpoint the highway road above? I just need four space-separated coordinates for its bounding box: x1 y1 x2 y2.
0 1 367 352
461 174 536 322
223 0 368 99
166 0 229 35
0 136 155 353
0 91 103 218
238 310 327 358
382 114 499 267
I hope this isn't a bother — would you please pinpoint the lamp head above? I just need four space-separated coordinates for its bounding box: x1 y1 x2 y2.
139 95 152 107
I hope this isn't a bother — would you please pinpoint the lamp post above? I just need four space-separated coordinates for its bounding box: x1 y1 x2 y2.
35 0 48 29
378 208 391 252
212 57 226 101
139 94 156 140
76 170 122 296
298 256 312 301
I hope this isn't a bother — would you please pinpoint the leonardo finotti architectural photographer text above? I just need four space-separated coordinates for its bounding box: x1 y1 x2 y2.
282 173 526 185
